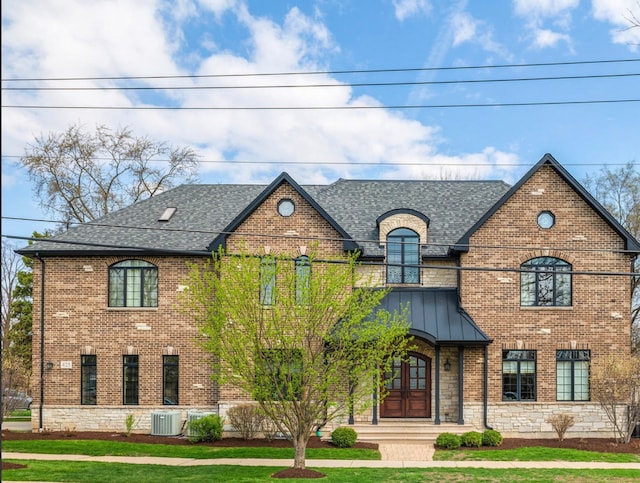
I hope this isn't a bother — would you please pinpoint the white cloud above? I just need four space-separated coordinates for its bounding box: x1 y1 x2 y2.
512 0 578 50
1 0 516 190
591 0 640 51
513 0 579 18
450 11 512 58
392 0 432 21
452 12 478 46
532 28 572 48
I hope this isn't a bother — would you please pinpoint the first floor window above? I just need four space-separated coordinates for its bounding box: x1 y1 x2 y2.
502 350 536 401
163 355 179 405
123 355 139 405
256 349 303 401
81 355 97 405
557 350 590 401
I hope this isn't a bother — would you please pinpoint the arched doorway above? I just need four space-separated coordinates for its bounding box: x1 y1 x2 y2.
381 352 431 418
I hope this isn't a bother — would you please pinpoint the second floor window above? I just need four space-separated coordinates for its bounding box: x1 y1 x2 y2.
109 260 158 307
521 257 571 307
260 257 276 305
387 228 420 284
295 256 310 305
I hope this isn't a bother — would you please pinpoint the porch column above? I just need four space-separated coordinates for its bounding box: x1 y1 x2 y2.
457 346 464 425
434 345 441 425
372 377 378 425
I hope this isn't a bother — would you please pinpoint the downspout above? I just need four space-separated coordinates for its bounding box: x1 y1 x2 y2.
35 253 45 432
483 345 493 430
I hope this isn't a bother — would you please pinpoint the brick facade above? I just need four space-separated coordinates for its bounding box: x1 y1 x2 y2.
26 161 637 438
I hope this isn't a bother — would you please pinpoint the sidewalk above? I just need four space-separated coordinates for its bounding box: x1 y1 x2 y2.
4 451 640 469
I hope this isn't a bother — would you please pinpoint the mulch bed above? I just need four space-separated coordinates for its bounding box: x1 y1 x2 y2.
2 430 639 478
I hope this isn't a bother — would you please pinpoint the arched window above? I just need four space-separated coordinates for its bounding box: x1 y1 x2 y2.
520 257 571 306
387 228 420 284
109 260 158 307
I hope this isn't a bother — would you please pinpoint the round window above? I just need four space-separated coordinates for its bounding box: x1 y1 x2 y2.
537 211 555 229
278 199 295 217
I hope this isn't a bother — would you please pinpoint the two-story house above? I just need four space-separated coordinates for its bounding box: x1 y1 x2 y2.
18 153 639 438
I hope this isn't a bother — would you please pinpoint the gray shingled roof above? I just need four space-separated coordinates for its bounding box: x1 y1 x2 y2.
18 177 511 257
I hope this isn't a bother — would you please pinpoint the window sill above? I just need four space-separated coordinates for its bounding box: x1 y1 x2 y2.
520 306 573 311
107 307 158 311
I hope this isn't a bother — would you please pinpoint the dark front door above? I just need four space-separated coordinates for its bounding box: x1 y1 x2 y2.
381 352 431 418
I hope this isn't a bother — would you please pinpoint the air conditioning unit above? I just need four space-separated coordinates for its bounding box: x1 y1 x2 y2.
150 411 182 436
186 410 216 437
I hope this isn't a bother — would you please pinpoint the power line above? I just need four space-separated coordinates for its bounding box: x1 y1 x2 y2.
1 154 634 169
2 58 639 82
3 216 638 255
3 234 637 278
4 99 639 111
3 72 638 91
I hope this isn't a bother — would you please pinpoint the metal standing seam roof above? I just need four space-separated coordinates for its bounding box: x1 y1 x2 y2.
373 288 491 346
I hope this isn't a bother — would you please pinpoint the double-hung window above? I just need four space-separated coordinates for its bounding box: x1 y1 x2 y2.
123 355 139 405
386 228 420 284
502 350 536 401
81 355 97 405
163 355 179 405
295 256 310 305
557 350 590 401
109 260 158 307
260 257 276 305
521 257 571 306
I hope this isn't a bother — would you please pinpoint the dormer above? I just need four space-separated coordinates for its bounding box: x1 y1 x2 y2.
377 209 430 248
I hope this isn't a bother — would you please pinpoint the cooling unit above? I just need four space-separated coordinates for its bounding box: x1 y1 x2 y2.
150 411 182 436
186 410 216 437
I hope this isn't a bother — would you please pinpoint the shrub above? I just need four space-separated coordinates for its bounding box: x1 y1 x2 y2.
435 432 461 449
482 429 503 447
227 404 265 440
460 431 483 447
546 414 575 442
124 413 135 437
187 414 224 443
331 427 358 448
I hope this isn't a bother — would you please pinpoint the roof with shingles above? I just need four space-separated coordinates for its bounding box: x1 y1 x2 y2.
18 176 510 257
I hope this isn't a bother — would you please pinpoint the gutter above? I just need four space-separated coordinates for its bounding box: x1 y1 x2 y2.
34 253 45 432
484 345 493 430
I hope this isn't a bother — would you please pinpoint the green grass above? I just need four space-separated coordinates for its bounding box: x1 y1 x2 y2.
3 460 640 482
434 446 640 463
3 409 31 421
2 439 380 460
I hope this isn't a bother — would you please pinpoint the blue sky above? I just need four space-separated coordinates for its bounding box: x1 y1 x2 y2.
2 0 639 241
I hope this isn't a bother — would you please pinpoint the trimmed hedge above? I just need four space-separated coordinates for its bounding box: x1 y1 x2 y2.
435 432 461 449
482 429 503 447
331 427 358 448
461 431 483 447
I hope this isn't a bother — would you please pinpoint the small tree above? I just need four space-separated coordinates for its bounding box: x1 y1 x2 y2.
546 414 575 442
591 354 640 443
181 249 412 470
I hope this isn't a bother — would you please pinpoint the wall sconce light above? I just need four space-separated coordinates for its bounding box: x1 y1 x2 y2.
46 361 54 372
444 359 451 372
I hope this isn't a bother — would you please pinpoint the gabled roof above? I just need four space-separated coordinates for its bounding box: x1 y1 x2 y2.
207 172 358 252
454 153 640 253
373 288 492 346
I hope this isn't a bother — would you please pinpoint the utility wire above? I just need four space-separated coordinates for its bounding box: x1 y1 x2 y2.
3 72 639 91
3 234 637 277
2 58 639 82
4 99 639 110
1 154 634 169
3 216 638 255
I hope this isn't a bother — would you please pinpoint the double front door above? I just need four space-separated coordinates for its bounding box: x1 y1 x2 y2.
380 352 431 418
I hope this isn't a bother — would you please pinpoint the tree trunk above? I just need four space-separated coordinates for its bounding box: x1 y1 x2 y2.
293 433 308 469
